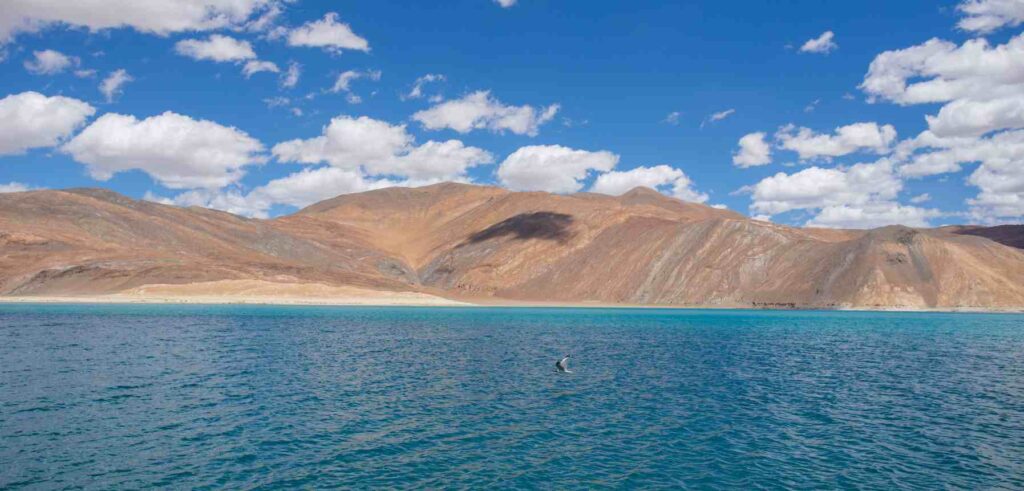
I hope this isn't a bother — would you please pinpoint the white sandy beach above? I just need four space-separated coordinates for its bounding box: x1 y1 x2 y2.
1 279 1020 312
0 280 472 307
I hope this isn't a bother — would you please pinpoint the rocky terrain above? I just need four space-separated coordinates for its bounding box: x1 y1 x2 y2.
2 183 1023 309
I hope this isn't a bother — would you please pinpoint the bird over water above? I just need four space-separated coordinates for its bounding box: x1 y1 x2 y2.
556 354 571 373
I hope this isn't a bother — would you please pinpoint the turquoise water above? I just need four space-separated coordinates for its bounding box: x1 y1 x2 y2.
1 305 1023 489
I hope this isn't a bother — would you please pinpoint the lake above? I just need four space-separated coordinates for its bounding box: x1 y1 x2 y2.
1 305 1022 489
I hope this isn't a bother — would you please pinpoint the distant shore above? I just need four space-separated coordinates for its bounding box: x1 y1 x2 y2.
0 285 1021 313
0 280 471 307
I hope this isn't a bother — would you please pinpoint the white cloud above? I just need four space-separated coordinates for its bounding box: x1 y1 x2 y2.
806 203 941 229
663 111 681 125
0 182 36 193
242 60 279 77
62 111 265 189
860 35 1024 106
701 109 735 128
74 69 96 78
175 34 255 62
404 73 444 100
776 122 897 161
152 164 445 218
0 91 95 155
957 0 1024 33
590 165 708 203
263 96 289 108
925 95 1024 137
245 3 282 33
910 193 931 204
412 90 559 136
329 69 381 101
174 35 278 78
287 12 369 53
0 0 277 45
280 62 300 88
749 159 937 228
733 132 772 167
800 31 837 54
24 49 77 74
395 140 493 181
495 0 517 7
272 115 493 181
497 145 618 193
746 160 903 216
859 32 1024 221
99 69 132 102
898 130 1024 217
152 167 433 218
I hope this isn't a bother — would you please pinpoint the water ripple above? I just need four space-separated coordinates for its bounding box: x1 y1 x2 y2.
1 306 1023 489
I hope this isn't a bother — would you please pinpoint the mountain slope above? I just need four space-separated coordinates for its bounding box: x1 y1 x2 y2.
2 183 1023 309
0 188 414 295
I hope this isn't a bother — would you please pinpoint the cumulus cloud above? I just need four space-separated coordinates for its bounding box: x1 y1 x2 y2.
925 94 1024 138
0 0 277 44
287 12 369 53
495 0 517 7
99 69 132 102
860 35 1024 106
404 73 445 100
805 203 941 229
0 91 95 155
733 132 772 167
860 33 1024 220
272 115 492 182
745 160 902 216
24 49 77 74
957 0 1024 33
62 111 265 189
590 165 708 203
897 130 1024 217
497 145 618 193
800 31 837 54
412 90 559 136
175 34 255 62
0 182 36 193
175 35 279 78
151 165 419 218
776 122 897 161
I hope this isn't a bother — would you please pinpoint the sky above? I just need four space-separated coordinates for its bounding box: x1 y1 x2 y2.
1 0 1023 228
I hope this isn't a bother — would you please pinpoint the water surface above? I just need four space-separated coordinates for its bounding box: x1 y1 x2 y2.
1 305 1022 489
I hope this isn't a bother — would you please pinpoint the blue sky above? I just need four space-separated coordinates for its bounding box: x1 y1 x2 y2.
1 0 1023 227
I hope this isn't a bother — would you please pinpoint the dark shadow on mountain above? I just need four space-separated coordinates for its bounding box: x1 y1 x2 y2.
954 224 1024 250
464 212 573 244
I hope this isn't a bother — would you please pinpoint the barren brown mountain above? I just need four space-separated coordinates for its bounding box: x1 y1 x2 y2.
947 225 1024 250
2 183 1024 309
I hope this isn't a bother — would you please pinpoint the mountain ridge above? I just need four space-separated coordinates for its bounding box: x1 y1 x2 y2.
2 183 1023 309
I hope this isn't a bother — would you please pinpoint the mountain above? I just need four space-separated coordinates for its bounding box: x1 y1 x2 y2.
2 183 1024 309
947 225 1024 250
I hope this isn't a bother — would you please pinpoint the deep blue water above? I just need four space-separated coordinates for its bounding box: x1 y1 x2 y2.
1 305 1023 489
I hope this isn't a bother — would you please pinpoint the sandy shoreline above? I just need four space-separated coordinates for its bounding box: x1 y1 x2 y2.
1 296 1021 313
0 280 472 307
0 279 1021 312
